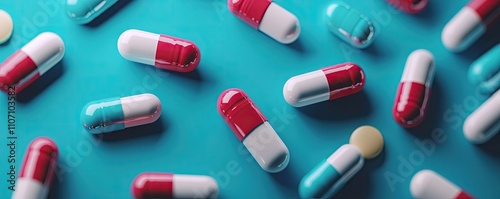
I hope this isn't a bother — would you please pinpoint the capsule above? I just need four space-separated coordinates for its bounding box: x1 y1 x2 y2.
410 170 474 199
442 0 500 52
217 88 289 173
228 0 300 44
118 29 201 72
80 93 162 134
65 0 118 24
0 32 64 93
469 43 500 94
385 0 428 13
463 89 500 144
12 137 58 199
132 173 219 199
299 144 364 198
283 63 365 107
325 2 375 49
393 49 435 128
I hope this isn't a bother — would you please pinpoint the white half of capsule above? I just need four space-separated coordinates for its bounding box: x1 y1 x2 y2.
242 121 290 173
21 32 65 75
173 175 219 198
401 49 435 86
463 90 500 144
121 93 162 127
410 170 463 199
259 2 300 44
118 29 159 66
442 7 485 52
283 70 330 107
11 178 47 199
327 144 364 180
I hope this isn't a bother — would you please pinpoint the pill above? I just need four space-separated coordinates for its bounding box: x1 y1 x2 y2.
65 0 118 24
228 0 300 44
217 88 289 173
0 32 65 93
410 170 474 199
132 173 219 199
385 0 428 13
468 43 500 94
349 125 384 159
0 10 13 44
299 144 364 198
325 2 375 49
442 0 500 52
12 137 58 199
283 63 365 107
80 93 162 134
463 89 500 144
118 29 200 72
393 49 435 128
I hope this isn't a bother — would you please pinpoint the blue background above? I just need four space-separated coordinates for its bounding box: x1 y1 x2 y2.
1 0 499 198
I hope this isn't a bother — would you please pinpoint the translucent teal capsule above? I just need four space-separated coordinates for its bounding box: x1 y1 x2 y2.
65 0 118 24
469 43 500 94
325 1 375 49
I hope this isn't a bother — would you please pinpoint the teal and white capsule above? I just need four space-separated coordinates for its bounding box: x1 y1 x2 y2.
325 1 375 49
469 43 500 94
65 0 118 24
299 144 364 198
80 93 162 134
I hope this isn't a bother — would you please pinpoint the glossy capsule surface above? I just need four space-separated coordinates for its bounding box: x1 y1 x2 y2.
118 29 201 72
326 1 375 48
228 0 300 44
463 89 500 144
410 170 474 199
132 173 219 199
393 49 435 128
65 0 118 24
299 144 364 198
217 88 289 173
12 137 58 199
283 63 365 107
80 93 162 134
0 32 64 93
385 0 428 13
469 43 500 93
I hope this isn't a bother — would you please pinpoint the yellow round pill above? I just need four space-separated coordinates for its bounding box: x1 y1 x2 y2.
0 10 13 45
349 125 384 159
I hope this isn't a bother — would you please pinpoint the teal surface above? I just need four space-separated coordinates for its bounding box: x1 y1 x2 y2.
299 160 340 198
0 0 500 198
80 97 125 134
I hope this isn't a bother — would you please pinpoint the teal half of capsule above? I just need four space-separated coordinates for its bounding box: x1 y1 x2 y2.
80 97 125 134
299 160 341 198
326 1 375 49
469 43 500 94
65 0 118 24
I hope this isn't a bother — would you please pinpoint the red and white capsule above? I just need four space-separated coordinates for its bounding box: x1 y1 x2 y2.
0 32 64 93
442 0 500 52
12 137 58 199
118 29 201 72
217 88 289 173
410 170 474 199
132 173 219 199
228 0 300 44
283 63 365 107
393 49 435 128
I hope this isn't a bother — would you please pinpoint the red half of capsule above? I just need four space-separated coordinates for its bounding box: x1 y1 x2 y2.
0 50 40 93
468 0 500 27
19 137 58 185
228 0 272 29
132 173 173 199
456 191 474 199
393 82 430 128
322 63 365 100
155 35 201 72
386 0 428 13
217 88 267 141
